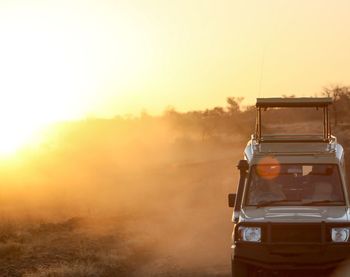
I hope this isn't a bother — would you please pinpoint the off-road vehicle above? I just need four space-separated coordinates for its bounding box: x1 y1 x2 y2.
228 98 350 276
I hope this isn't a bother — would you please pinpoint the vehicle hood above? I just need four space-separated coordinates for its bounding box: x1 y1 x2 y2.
240 206 350 223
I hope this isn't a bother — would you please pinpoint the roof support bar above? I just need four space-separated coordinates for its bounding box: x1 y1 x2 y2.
323 107 327 139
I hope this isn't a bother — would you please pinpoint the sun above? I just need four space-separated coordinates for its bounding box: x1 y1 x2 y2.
0 103 53 156
0 96 76 156
0 124 37 156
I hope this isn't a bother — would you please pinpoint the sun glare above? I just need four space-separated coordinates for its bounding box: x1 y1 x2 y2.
0 124 38 156
0 6 91 156
0 33 74 156
0 101 52 156
0 1 157 156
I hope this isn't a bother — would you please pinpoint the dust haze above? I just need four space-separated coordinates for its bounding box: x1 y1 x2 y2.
0 108 246 276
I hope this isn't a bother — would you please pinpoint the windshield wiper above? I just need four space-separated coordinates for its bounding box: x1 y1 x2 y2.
302 200 344 206
256 199 293 208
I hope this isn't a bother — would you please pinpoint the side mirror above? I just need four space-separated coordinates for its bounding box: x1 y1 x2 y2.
228 193 236 207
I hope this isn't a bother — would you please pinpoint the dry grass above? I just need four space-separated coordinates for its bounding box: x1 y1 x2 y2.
0 214 231 277
0 217 143 277
23 263 101 277
0 241 23 259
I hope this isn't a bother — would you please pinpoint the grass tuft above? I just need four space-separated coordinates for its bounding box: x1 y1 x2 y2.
23 262 101 277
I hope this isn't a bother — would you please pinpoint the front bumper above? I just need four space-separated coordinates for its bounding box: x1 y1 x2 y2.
232 242 350 270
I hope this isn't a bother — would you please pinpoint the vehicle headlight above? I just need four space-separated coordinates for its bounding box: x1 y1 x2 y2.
238 226 261 242
331 228 350 242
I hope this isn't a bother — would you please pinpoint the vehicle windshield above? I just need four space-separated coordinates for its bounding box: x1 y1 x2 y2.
246 164 345 206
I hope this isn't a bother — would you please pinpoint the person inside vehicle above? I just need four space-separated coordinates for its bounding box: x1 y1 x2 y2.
311 181 333 201
250 178 286 205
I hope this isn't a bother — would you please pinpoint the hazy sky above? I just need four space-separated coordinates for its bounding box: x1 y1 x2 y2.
1 0 350 121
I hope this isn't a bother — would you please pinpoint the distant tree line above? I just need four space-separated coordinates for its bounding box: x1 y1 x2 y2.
161 86 350 140
162 96 255 140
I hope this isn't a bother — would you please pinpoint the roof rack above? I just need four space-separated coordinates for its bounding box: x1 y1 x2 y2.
255 97 333 143
256 97 333 108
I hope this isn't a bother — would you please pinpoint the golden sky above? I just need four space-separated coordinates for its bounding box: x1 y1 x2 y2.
1 0 350 122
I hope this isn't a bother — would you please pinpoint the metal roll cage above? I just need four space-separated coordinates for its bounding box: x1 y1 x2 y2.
255 98 333 143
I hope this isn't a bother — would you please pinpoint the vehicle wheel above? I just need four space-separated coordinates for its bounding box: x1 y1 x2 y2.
231 260 248 277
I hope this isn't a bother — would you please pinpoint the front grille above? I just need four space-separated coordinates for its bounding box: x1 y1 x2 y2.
270 224 322 243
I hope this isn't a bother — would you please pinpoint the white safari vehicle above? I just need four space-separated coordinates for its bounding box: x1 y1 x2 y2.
228 98 350 276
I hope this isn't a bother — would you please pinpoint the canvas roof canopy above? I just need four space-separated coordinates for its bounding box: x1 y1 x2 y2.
256 97 333 108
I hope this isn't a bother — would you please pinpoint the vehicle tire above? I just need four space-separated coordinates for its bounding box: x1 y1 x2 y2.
231 259 248 277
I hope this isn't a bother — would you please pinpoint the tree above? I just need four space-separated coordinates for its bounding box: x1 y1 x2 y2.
322 85 350 127
226 97 244 115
